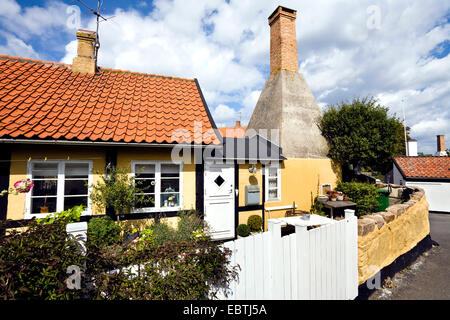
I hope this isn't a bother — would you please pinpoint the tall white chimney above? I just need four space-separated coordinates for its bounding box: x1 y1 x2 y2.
407 139 418 156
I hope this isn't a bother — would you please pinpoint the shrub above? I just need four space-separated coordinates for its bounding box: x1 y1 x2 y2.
237 224 251 237
176 210 207 241
148 221 176 246
36 205 84 225
0 221 85 300
89 167 153 215
247 215 262 232
87 216 122 247
86 240 238 300
336 181 379 217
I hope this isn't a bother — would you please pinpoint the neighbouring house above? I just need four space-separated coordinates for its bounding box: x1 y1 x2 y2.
393 135 450 213
218 6 340 226
0 6 339 240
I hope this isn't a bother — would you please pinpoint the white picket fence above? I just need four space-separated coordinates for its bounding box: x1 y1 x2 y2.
216 210 358 300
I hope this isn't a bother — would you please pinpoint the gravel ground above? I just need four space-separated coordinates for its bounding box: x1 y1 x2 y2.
369 212 450 300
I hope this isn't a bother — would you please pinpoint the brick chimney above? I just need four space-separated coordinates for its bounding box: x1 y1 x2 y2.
268 6 298 75
436 135 446 156
72 29 97 75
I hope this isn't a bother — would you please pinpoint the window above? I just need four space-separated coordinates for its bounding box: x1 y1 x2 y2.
321 184 332 195
132 161 182 212
265 164 281 202
26 160 92 218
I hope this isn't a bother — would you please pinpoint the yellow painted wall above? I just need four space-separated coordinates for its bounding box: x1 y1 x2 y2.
263 158 339 226
357 194 430 284
6 145 196 222
237 158 339 230
7 144 106 220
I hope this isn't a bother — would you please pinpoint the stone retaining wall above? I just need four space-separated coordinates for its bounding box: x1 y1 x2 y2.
357 185 430 284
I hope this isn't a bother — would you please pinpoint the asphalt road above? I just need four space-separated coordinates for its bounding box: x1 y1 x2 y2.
370 212 450 300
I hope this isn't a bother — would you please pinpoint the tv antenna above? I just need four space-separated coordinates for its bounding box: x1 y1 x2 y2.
75 0 115 66
401 98 408 156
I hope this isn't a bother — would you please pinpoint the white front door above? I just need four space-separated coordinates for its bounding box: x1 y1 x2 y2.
204 162 235 240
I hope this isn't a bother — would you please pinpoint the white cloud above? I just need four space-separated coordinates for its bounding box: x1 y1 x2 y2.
1 0 449 153
0 31 39 58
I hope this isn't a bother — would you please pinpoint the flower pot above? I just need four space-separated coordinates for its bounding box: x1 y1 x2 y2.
40 206 49 213
337 195 344 201
318 196 328 204
301 213 311 220
331 198 337 202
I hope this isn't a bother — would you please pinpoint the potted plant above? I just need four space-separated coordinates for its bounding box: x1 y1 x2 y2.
337 191 344 201
330 191 338 201
90 166 153 222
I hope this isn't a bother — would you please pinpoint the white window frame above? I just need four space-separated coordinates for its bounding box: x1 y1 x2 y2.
321 184 332 195
25 160 93 219
265 164 281 202
131 160 183 213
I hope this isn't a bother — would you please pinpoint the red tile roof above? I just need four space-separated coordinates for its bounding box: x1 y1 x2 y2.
394 156 450 179
218 126 247 138
0 55 219 145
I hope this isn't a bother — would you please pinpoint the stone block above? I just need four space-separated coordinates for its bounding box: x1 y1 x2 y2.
379 211 396 223
365 214 385 229
386 204 409 217
358 218 376 236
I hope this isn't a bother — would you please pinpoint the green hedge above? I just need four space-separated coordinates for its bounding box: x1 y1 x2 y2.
336 182 379 217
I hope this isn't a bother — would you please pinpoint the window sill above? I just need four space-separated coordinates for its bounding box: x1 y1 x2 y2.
131 206 183 214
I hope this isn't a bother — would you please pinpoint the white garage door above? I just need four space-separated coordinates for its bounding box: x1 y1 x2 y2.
405 181 450 213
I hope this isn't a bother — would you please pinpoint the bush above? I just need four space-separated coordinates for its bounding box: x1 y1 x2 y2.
247 215 262 232
86 240 238 300
336 182 379 217
0 221 85 300
176 210 206 242
88 216 122 247
36 205 84 225
237 224 251 237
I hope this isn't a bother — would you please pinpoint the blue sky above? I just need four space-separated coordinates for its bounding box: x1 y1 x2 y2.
1 0 449 154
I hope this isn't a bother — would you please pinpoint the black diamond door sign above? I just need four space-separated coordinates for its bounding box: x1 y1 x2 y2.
214 175 225 187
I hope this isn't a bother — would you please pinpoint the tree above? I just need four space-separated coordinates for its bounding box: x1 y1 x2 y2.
318 97 409 175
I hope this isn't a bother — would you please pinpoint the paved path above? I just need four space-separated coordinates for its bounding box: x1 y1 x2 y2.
370 212 450 300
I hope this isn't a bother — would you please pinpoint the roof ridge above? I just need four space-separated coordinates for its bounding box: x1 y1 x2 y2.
0 55 196 82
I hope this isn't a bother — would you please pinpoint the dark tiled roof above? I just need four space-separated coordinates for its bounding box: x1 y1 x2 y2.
394 156 450 179
0 55 219 145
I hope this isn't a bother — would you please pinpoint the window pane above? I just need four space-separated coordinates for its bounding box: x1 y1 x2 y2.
135 173 155 179
64 196 88 211
161 178 179 193
161 164 179 177
268 167 278 177
134 194 155 208
65 163 89 178
135 179 155 193
160 193 179 207
268 177 278 188
268 189 278 200
322 184 331 195
32 180 57 196
32 163 58 178
64 179 88 195
31 197 57 214
135 164 155 174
